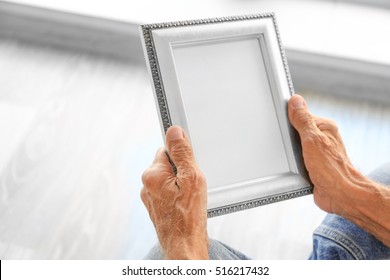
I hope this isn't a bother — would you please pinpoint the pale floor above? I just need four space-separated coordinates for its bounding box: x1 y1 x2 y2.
0 39 389 259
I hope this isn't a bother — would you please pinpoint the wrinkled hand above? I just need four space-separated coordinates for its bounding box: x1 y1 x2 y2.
141 126 208 259
288 95 359 215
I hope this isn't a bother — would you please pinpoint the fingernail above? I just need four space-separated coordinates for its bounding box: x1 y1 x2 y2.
167 126 184 140
291 96 305 108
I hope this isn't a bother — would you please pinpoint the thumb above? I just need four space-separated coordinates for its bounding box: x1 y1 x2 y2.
288 95 318 138
165 126 196 173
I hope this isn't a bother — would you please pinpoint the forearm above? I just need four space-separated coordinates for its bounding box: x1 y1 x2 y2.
287 95 390 248
338 168 390 248
164 236 209 260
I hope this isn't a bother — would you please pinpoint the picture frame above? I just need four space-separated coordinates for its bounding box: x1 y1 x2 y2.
140 13 313 218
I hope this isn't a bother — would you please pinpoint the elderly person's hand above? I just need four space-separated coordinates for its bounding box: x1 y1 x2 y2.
288 95 354 215
288 95 390 247
141 126 208 259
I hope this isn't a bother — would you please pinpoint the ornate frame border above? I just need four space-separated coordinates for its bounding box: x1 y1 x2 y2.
140 14 312 218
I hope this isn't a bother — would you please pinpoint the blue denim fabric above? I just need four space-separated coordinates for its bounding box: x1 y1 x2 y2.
308 214 390 259
145 164 390 260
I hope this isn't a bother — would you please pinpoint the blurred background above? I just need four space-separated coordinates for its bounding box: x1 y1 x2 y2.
0 0 389 259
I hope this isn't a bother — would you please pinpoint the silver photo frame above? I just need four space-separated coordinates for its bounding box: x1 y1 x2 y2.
140 14 313 218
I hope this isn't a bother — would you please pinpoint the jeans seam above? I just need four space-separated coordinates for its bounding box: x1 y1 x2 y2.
314 225 365 260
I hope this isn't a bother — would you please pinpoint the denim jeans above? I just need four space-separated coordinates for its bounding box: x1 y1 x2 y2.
145 164 390 260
